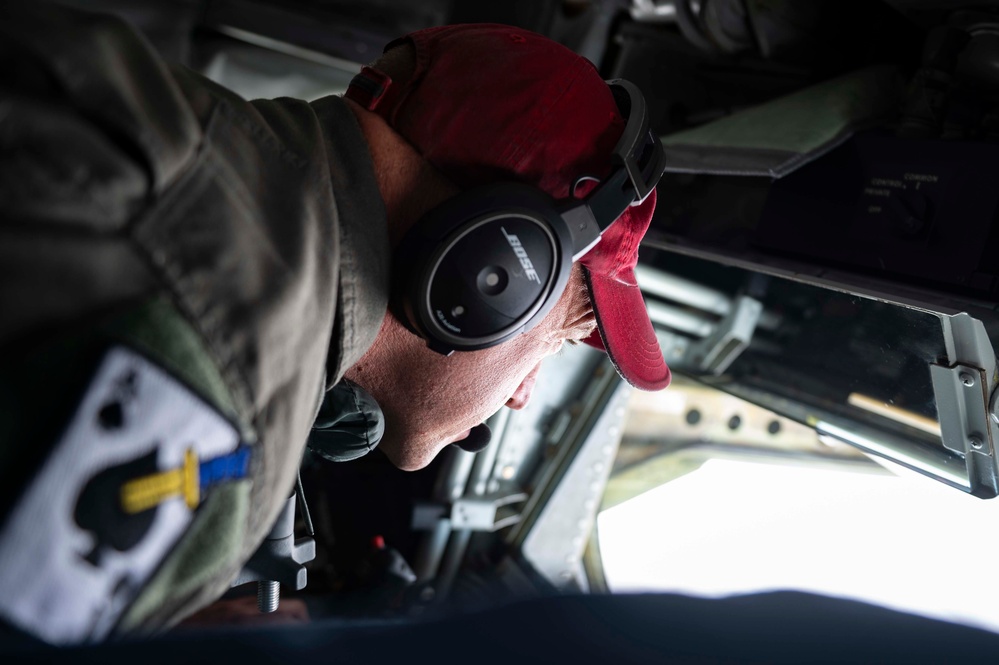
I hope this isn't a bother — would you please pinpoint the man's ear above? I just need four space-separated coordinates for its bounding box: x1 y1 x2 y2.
506 363 542 410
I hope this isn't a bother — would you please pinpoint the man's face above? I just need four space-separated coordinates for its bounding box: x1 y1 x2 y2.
345 267 596 470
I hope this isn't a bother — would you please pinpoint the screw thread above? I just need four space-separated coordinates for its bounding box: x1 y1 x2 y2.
257 581 280 613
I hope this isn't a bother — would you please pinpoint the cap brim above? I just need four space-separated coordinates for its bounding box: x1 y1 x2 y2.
583 266 671 391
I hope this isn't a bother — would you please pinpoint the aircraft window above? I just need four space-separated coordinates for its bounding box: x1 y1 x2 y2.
594 377 999 633
638 246 999 496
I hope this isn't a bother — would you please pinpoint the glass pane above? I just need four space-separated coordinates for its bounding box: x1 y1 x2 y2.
639 249 955 477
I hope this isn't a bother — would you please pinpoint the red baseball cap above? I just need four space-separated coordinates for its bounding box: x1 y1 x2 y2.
346 23 670 391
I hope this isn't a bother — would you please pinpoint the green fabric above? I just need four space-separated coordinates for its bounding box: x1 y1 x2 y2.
118 481 250 633
101 298 253 442
660 65 904 177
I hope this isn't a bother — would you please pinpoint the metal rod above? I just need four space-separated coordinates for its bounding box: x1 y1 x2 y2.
815 419 969 490
636 264 732 316
215 25 363 73
630 0 679 23
470 410 510 496
429 413 515 599
433 530 472 601
257 581 279 613
412 447 476 583
296 472 314 538
646 300 716 337
638 265 781 331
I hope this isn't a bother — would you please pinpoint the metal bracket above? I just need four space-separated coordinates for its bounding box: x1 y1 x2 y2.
932 313 999 497
451 492 528 532
231 494 316 592
930 363 994 458
689 295 763 375
413 492 527 533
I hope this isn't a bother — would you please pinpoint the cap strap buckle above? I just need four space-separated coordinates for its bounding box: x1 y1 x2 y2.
345 66 394 111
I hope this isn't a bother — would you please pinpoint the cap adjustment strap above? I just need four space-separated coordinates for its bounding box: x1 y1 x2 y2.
345 66 394 111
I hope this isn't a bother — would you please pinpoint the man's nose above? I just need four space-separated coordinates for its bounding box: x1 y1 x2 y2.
506 363 542 410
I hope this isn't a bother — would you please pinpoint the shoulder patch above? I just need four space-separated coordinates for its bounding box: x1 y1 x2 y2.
0 345 246 644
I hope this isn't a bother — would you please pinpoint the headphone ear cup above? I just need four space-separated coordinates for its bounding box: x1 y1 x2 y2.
395 183 574 354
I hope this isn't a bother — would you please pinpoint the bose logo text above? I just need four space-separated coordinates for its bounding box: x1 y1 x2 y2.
501 227 541 284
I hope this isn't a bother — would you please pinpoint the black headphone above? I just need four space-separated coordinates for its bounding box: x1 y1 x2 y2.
392 79 667 355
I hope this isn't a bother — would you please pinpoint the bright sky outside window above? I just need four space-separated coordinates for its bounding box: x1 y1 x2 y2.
598 457 999 634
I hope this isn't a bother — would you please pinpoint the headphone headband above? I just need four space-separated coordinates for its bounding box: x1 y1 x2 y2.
561 80 667 261
612 80 667 202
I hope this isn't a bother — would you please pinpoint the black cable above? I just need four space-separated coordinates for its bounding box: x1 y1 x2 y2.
296 472 315 537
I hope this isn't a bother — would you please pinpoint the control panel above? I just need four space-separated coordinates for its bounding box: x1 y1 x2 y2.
755 131 999 297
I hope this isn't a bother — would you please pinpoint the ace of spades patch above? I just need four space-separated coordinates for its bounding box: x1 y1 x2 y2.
0 346 248 644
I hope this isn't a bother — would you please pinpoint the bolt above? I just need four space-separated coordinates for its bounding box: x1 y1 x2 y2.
969 436 984 451
258 581 279 613
960 372 976 387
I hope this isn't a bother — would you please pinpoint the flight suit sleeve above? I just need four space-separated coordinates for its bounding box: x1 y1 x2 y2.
0 0 389 641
